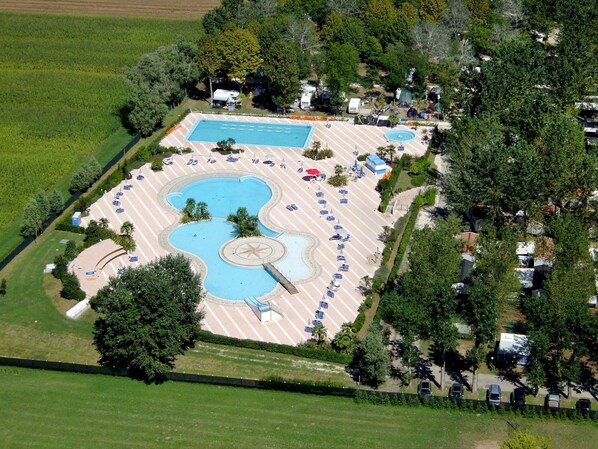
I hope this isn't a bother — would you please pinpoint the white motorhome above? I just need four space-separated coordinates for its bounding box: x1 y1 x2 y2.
348 98 361 114
300 92 313 110
212 89 240 105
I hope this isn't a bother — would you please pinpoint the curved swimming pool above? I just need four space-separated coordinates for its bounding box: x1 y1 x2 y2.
167 176 280 300
385 129 417 142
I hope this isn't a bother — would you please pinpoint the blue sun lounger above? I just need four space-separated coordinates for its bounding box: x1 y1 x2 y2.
319 301 329 309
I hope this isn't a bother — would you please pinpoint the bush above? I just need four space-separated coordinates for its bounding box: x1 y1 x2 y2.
410 173 426 187
303 147 334 160
357 153 369 162
64 240 78 261
196 331 352 364
0 278 7 295
150 156 163 171
328 175 348 187
60 271 86 300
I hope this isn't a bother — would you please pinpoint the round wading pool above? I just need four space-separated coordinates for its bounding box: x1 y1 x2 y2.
384 129 417 142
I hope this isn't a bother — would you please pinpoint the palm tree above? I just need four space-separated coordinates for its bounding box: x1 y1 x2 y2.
195 201 211 220
98 217 110 229
334 164 343 176
312 324 328 345
376 146 387 160
227 207 261 238
332 323 356 353
385 145 396 163
184 198 196 218
120 221 134 237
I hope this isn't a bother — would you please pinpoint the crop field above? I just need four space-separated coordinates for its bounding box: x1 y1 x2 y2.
0 367 596 449
0 12 199 261
0 0 220 19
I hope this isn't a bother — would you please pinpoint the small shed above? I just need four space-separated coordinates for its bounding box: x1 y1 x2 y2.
496 333 530 366
365 155 387 175
71 212 81 226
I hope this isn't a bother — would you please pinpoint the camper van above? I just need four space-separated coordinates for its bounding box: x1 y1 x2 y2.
212 89 240 106
300 92 313 110
348 98 361 114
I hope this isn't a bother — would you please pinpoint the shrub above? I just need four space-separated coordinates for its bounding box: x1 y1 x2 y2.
196 331 352 364
410 173 426 187
60 271 86 300
150 156 163 171
64 240 78 261
0 278 7 295
328 175 348 187
357 153 369 161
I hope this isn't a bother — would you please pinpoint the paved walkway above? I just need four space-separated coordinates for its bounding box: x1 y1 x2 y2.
78 113 433 345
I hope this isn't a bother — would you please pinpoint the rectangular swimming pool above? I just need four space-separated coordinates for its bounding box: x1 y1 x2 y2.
186 119 314 148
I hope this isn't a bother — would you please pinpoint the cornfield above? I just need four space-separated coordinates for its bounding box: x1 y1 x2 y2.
0 12 198 260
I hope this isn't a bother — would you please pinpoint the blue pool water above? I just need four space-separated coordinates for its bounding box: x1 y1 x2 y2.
385 129 417 142
167 176 279 300
187 119 314 148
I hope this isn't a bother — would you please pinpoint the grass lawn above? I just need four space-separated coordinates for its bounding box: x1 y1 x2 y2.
0 12 199 261
0 367 595 449
0 229 353 386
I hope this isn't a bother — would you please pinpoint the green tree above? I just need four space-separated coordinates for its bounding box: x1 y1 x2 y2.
354 328 389 388
34 191 50 223
47 190 64 215
90 254 204 382
20 198 44 238
194 202 211 221
98 218 110 230
0 278 7 296
127 84 169 136
61 271 85 301
87 157 102 181
120 221 134 237
466 0 490 19
218 28 262 88
197 35 222 106
331 322 356 353
262 40 301 110
64 240 78 261
500 431 552 449
420 0 448 22
312 323 328 345
320 43 359 111
69 163 94 193
227 207 261 238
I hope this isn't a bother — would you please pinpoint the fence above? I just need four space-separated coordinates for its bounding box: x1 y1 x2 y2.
0 356 594 420
0 135 139 272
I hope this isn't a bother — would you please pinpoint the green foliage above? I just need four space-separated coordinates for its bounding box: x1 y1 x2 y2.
303 141 334 160
327 175 348 187
500 431 552 449
262 40 301 109
60 271 86 301
90 254 205 382
419 0 449 22
0 278 7 296
354 327 390 387
47 190 64 216
217 28 261 86
150 156 163 171
196 331 352 364
227 207 261 238
69 157 103 193
64 240 78 261
20 198 45 238
320 43 359 110
215 138 236 154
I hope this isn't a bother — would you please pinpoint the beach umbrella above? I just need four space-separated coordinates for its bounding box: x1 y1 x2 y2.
354 146 359 156
359 166 365 178
353 159 358 171
306 168 320 176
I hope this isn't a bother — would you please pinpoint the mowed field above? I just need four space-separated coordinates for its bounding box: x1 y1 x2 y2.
1 368 596 449
0 12 199 261
0 0 220 19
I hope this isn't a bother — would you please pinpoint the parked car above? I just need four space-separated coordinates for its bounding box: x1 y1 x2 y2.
545 393 561 410
486 384 502 407
510 387 527 409
576 398 591 415
418 380 433 401
448 382 464 402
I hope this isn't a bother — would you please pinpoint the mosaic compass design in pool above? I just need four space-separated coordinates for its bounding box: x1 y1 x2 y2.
220 237 286 267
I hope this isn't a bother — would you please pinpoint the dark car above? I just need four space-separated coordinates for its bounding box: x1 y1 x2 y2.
448 382 464 402
510 387 527 409
418 380 433 401
486 384 502 407
545 393 561 410
576 398 591 415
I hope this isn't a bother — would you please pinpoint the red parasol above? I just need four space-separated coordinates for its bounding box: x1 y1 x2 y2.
306 168 320 176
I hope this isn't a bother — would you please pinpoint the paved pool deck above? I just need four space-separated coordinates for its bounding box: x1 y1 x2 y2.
79 113 429 345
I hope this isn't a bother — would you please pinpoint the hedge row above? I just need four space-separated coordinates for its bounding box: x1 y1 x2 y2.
355 391 597 421
351 295 374 334
378 155 407 213
196 331 352 365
